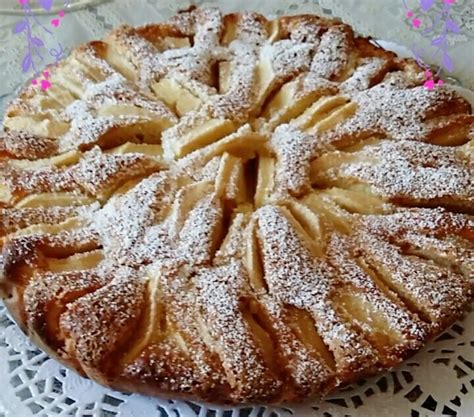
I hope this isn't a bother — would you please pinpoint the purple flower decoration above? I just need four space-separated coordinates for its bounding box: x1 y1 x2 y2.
13 0 69 89
420 0 434 11
443 53 454 73
38 0 54 11
445 18 460 33
13 20 27 33
401 0 462 88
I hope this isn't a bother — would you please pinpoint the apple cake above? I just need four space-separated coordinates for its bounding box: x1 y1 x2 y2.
0 6 473 404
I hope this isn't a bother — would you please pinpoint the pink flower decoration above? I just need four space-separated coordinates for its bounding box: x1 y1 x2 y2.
18 0 28 5
423 79 435 90
58 10 65 17
51 18 60 27
43 70 50 78
425 70 433 78
412 18 421 28
40 79 52 91
406 10 414 18
444 0 455 4
31 79 37 85
437 79 444 86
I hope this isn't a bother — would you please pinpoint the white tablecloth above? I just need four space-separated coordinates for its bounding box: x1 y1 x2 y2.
0 1 473 416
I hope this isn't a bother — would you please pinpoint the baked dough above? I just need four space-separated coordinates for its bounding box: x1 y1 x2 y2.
0 7 473 404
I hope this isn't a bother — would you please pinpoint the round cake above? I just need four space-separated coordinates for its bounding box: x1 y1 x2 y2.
0 6 473 404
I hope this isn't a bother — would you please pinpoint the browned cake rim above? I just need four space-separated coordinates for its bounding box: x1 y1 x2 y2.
0 6 473 405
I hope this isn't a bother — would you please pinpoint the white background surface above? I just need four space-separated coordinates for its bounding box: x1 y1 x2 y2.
0 1 473 416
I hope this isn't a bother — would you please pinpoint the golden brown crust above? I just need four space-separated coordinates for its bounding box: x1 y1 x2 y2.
1 7 473 405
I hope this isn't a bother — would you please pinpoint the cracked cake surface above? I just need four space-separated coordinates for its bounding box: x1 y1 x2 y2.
0 6 473 404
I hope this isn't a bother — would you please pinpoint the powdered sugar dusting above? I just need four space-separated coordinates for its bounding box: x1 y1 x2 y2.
1 6 473 405
354 225 470 323
270 123 323 197
326 83 468 143
326 140 473 207
340 57 388 93
310 26 351 80
194 261 281 400
261 40 315 80
2 147 161 198
256 205 378 372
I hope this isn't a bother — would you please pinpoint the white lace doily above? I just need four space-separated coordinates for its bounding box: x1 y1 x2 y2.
1 300 473 417
1 1 473 416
